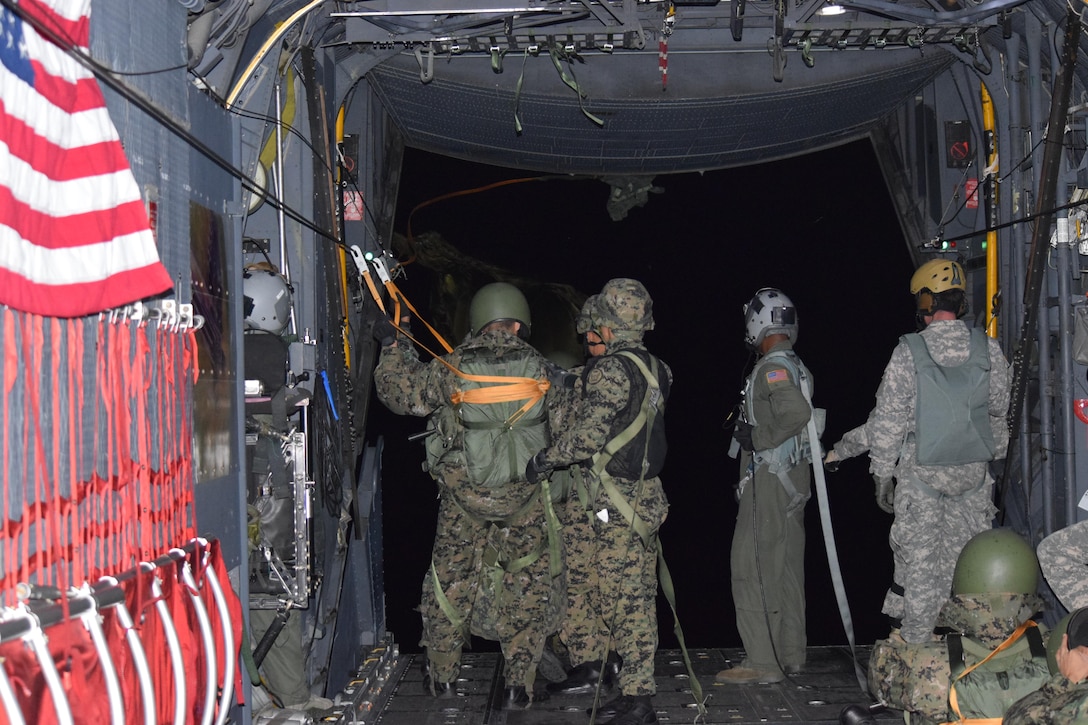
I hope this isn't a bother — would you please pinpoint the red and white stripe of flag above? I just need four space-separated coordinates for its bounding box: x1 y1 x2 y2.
0 0 172 318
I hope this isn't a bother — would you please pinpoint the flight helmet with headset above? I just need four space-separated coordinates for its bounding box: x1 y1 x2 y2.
743 287 798 349
910 258 968 326
243 265 293 335
469 282 532 338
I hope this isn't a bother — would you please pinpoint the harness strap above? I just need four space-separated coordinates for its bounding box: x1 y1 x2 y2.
430 559 468 642
795 364 867 692
657 539 705 716
589 352 661 489
943 620 1039 725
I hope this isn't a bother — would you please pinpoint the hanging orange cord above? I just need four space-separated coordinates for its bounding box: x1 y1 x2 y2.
350 247 549 420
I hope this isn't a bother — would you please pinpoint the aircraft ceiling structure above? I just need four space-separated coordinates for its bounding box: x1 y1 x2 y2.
187 0 1047 176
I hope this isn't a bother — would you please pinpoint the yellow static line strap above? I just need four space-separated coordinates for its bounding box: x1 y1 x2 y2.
942 619 1037 725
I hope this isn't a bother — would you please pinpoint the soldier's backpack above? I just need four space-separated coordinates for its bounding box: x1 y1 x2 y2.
869 620 1050 724
424 342 549 520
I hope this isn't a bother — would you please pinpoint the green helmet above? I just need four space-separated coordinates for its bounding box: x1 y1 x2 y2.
576 295 599 335
1046 611 1073 675
469 282 531 337
596 278 654 332
951 529 1040 596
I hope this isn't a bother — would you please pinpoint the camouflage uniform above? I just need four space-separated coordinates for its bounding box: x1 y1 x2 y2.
732 339 812 673
1038 520 1088 611
536 307 672 697
374 328 565 693
1002 673 1088 724
546 372 611 671
867 319 1010 643
869 593 1049 723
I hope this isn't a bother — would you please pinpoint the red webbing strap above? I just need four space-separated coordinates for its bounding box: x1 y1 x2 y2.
181 327 197 537
68 318 85 584
134 326 155 561
2 308 15 604
943 620 1037 725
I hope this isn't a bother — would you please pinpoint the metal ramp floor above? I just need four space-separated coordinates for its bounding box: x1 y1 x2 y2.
326 644 901 724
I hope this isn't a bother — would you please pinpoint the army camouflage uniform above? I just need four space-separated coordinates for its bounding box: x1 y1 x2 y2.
732 339 812 674
1038 520 1088 611
374 328 565 694
1002 673 1088 724
545 371 611 671
867 319 1010 643
537 338 672 697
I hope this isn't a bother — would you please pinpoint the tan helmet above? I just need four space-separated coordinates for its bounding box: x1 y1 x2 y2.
910 259 967 294
596 278 654 332
911 258 968 320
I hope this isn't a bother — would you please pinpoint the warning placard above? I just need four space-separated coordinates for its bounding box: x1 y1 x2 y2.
343 190 364 221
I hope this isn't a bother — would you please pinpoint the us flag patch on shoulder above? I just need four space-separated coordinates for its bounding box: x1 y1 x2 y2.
765 369 789 384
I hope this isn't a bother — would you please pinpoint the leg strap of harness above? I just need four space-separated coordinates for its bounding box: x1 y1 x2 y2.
430 559 469 642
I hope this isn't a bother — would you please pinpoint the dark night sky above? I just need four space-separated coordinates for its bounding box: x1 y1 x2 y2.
367 139 919 654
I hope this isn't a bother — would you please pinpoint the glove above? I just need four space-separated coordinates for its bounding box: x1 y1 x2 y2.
733 420 754 452
874 475 895 514
372 315 409 347
823 449 842 473
542 359 577 389
525 451 551 484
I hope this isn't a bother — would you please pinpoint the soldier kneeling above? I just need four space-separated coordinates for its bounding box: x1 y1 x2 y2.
868 529 1051 724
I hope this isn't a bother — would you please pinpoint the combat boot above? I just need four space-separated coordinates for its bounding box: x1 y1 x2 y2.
547 660 605 696
590 694 657 725
420 661 455 697
548 651 622 696
502 685 548 709
612 695 657 725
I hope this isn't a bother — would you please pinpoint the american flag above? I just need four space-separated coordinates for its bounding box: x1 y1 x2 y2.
0 0 172 318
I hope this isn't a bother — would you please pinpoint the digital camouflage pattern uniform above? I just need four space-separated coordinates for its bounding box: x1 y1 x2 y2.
374 328 565 694
1038 520 1088 611
1002 673 1088 724
869 592 1048 723
867 319 1010 643
546 295 608 672
536 284 671 698
732 339 812 674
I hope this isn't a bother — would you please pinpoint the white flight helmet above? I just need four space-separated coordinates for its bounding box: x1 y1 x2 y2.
743 287 798 348
243 267 293 334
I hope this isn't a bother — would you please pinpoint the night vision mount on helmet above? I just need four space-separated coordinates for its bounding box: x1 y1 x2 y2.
743 288 798 349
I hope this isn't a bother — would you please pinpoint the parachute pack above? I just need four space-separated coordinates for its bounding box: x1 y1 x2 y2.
869 621 1050 724
903 328 996 466
424 342 549 520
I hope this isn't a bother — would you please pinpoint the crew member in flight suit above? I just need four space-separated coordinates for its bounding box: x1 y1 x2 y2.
719 288 813 685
